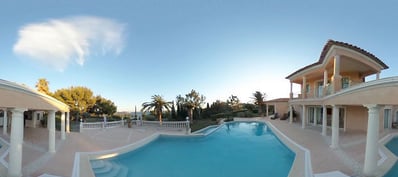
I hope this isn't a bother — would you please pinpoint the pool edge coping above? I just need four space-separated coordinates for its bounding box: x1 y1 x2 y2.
0 137 9 177
262 120 313 177
375 132 398 177
72 119 311 177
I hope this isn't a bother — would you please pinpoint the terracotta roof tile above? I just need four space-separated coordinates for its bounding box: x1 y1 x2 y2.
285 40 389 79
265 98 290 103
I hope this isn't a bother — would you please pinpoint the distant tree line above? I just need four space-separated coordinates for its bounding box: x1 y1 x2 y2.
35 78 117 121
35 78 267 124
141 89 267 123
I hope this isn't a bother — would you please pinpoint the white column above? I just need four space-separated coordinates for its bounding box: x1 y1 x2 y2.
322 105 327 136
323 70 328 96
330 105 340 149
363 104 380 176
302 105 306 129
8 108 26 177
32 111 37 128
302 77 307 98
289 106 293 124
289 82 293 99
266 104 269 117
332 55 341 94
3 109 8 135
376 72 380 80
48 110 56 153
334 55 340 76
66 112 70 133
60 112 65 140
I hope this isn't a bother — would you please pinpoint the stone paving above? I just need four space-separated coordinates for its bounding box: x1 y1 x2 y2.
0 118 397 177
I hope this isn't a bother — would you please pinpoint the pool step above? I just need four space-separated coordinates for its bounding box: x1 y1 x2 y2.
91 160 105 169
91 160 128 177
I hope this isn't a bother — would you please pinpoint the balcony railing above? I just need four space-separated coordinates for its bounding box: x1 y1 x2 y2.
290 76 398 101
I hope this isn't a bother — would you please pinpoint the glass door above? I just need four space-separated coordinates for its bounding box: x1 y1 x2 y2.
317 81 323 97
308 107 315 124
339 108 345 129
316 107 322 125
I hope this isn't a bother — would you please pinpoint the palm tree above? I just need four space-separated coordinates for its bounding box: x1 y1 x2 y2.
177 89 205 123
141 95 172 123
252 91 266 116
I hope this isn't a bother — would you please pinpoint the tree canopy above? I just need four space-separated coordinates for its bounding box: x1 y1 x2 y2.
176 89 205 122
227 95 241 111
35 78 51 95
53 86 96 113
141 95 172 123
252 91 266 116
88 96 117 116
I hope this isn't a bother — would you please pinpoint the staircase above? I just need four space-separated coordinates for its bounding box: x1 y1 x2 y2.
91 160 128 177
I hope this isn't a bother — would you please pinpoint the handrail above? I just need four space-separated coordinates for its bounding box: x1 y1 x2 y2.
79 120 125 132
290 76 398 103
325 76 398 99
79 120 190 132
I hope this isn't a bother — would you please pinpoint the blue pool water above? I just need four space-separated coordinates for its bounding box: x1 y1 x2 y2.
91 121 295 177
384 137 398 177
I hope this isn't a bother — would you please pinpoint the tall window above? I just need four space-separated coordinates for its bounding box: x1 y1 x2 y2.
342 77 350 89
317 81 323 97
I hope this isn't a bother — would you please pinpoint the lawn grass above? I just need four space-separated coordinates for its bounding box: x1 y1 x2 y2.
190 119 218 132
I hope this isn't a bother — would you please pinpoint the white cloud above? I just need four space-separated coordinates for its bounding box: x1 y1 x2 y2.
13 16 125 71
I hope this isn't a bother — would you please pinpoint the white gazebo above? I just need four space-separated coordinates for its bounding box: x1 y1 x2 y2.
0 79 70 177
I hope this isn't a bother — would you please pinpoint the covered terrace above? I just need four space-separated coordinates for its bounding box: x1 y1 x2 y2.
0 79 70 177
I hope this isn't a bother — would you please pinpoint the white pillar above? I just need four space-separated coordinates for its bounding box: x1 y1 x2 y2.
32 111 37 128
60 112 65 140
66 112 70 133
289 106 293 124
266 104 269 117
363 104 380 176
48 110 56 153
289 82 293 99
3 109 8 135
8 108 26 177
302 77 307 98
302 105 306 129
330 105 340 149
322 105 327 136
334 55 340 76
376 72 380 80
332 55 341 94
323 70 328 96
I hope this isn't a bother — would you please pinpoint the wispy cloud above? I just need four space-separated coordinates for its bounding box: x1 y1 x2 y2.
13 16 125 71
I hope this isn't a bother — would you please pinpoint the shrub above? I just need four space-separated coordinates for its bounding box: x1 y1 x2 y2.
143 114 157 121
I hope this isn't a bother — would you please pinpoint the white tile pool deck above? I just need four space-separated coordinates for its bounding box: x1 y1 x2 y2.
0 117 397 177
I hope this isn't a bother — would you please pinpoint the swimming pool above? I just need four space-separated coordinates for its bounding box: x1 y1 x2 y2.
91 121 295 177
384 137 398 177
193 125 219 135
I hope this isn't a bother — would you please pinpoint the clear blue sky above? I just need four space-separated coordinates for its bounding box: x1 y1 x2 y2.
1 0 398 111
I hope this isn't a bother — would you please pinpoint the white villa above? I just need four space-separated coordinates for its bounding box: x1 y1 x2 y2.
285 39 398 176
1 40 398 177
